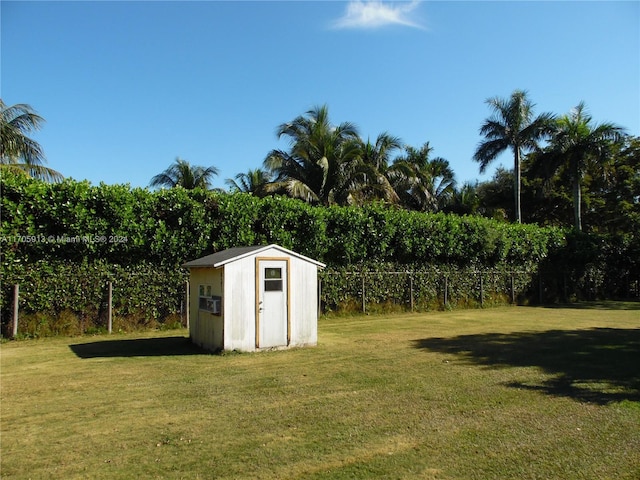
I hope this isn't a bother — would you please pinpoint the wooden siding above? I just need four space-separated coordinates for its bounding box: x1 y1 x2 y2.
223 254 257 352
288 258 318 347
189 267 224 352
188 245 319 353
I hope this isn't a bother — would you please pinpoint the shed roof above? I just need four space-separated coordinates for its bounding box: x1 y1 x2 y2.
183 244 325 269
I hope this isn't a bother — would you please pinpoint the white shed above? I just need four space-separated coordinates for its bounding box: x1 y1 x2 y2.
183 244 325 353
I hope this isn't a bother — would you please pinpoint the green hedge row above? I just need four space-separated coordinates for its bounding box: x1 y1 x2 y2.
1 259 187 337
1 172 562 269
3 172 635 337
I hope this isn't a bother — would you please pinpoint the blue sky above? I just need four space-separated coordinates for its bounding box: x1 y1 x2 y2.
2 1 638 190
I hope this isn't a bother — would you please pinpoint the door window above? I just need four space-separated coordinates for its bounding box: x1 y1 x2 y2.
264 268 283 291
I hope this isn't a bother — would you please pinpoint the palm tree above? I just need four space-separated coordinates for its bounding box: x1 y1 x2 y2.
389 143 456 212
447 181 480 216
264 105 361 205
536 102 626 231
150 157 219 189
225 168 273 197
0 99 63 182
347 133 402 205
473 90 555 223
360 132 403 172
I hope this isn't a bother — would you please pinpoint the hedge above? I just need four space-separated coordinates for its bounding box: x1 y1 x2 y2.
2 172 636 336
1 259 187 337
1 172 562 269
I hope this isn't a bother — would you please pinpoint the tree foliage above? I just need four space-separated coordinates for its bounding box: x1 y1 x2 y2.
263 105 456 212
473 90 555 223
264 104 362 205
389 143 456 212
0 99 63 182
529 102 626 231
225 168 273 197
149 157 220 190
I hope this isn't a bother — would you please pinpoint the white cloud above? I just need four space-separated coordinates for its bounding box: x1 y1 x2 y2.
331 0 425 30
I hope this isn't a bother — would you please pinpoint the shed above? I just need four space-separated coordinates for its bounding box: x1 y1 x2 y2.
183 245 325 352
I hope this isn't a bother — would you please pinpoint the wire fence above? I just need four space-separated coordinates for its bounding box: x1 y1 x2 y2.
319 268 640 314
2 278 189 338
3 266 639 337
320 269 531 313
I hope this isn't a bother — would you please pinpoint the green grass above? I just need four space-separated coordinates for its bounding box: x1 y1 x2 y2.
1 305 639 479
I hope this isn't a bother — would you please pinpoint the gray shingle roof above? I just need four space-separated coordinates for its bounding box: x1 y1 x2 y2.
183 244 325 269
183 246 265 268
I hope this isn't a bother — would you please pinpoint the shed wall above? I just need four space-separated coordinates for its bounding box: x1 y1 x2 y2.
288 259 318 347
189 267 224 351
223 255 258 351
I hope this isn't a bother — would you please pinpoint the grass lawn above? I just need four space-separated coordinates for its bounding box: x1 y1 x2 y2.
1 305 639 479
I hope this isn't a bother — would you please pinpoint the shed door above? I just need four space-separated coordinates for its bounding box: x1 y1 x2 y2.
257 259 289 348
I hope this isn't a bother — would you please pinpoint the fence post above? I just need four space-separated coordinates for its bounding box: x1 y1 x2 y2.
443 275 448 309
409 273 414 312
318 278 322 317
185 280 190 330
510 274 515 305
361 274 366 313
12 284 19 337
107 281 113 334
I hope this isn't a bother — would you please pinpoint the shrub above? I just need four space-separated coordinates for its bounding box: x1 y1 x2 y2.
4 172 636 335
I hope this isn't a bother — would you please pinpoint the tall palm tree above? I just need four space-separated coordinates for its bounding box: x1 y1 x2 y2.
0 99 63 182
389 143 456 212
150 157 219 189
473 90 554 223
264 105 361 205
536 102 626 231
225 168 273 197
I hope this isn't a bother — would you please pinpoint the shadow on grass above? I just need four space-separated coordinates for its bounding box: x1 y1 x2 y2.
414 328 640 405
544 301 640 311
70 336 209 358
